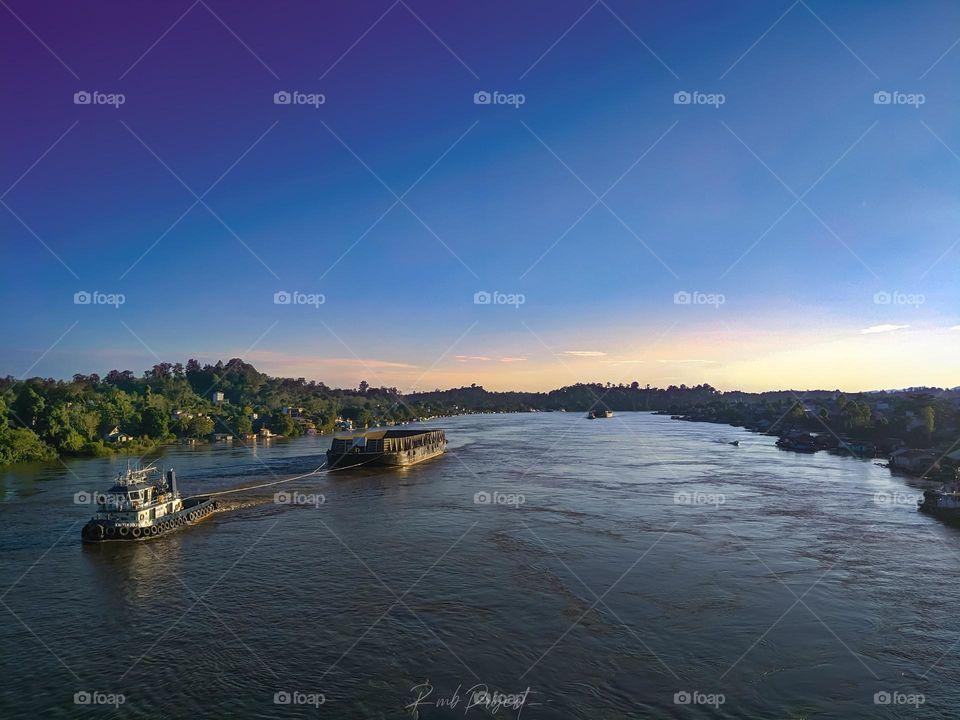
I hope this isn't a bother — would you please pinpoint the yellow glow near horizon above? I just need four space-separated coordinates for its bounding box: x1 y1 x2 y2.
242 325 960 393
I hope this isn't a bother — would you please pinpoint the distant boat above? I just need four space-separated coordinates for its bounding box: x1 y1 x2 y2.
587 409 613 419
919 488 960 519
776 434 816 453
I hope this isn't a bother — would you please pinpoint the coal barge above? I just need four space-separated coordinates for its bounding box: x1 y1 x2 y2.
326 429 446 469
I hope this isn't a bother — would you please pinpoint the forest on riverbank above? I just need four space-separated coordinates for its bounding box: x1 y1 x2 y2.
1 358 956 466
0 359 415 465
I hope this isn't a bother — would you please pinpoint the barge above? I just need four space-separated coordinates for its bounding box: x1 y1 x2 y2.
327 429 446 469
587 409 613 419
81 464 218 543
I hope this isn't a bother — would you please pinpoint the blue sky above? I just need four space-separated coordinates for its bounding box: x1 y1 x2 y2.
1 0 959 391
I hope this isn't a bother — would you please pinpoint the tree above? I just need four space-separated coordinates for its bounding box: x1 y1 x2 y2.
267 410 297 436
12 386 45 428
179 415 214 438
788 401 806 421
141 407 169 438
238 415 254 435
36 404 88 452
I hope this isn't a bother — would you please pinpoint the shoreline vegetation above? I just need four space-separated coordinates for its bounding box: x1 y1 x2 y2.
1 359 958 479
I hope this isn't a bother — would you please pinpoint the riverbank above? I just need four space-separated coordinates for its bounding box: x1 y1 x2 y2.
660 410 958 481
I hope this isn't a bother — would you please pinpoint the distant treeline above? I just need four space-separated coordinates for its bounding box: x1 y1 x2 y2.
1 362 956 466
410 382 957 448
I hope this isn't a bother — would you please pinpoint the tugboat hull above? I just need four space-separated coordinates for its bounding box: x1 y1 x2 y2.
82 497 219 543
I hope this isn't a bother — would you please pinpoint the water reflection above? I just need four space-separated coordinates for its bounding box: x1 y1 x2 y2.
2 415 960 719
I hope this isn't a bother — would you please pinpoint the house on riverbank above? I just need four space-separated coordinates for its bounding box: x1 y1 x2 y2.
106 426 134 444
890 448 940 475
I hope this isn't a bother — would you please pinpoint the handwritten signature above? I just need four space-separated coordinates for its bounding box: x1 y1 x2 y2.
406 681 534 717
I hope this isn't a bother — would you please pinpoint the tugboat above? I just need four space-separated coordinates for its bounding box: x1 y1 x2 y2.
918 487 960 520
587 409 613 419
81 464 218 543
327 429 446 469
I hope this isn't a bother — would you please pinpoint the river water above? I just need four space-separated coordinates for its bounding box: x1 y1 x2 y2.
0 412 956 718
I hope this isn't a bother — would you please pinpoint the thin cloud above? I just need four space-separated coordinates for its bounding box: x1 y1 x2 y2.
951 325 960 331
499 357 527 363
861 324 909 335
658 359 718 365
454 355 492 362
562 350 607 357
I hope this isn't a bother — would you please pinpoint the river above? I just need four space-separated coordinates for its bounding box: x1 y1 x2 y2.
0 412 955 718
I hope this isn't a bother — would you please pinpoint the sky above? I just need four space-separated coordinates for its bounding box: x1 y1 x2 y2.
1 0 959 392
